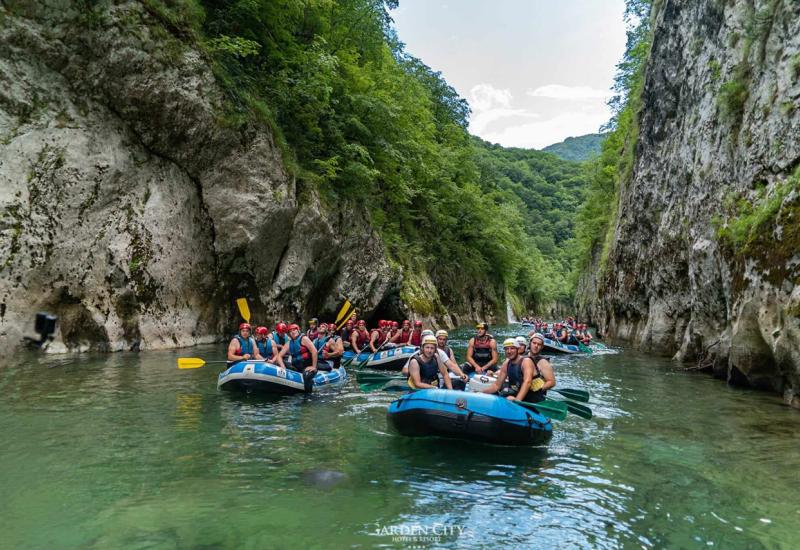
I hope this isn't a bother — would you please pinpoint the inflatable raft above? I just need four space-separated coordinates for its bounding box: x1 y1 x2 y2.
541 337 581 354
342 345 418 370
387 389 552 446
218 361 347 394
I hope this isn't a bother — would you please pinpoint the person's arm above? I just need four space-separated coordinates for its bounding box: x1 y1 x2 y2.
390 332 400 343
369 332 379 353
350 332 361 354
270 338 286 368
485 340 499 369
227 339 247 362
437 356 453 389
482 363 508 394
332 337 344 358
406 332 413 346
510 358 535 401
444 352 467 381
409 359 437 389
303 336 318 370
466 338 481 372
278 342 290 359
538 359 556 391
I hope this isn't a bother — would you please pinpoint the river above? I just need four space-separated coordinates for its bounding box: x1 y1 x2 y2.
2 325 798 548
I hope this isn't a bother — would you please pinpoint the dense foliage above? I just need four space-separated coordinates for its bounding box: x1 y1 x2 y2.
541 134 606 162
143 0 592 312
573 0 652 278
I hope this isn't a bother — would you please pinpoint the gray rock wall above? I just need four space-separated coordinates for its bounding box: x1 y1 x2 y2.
578 0 800 406
0 2 496 355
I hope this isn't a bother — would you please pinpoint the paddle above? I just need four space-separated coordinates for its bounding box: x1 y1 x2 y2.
356 371 400 384
577 341 593 354
334 299 353 325
514 399 568 421
546 397 592 419
236 298 251 323
178 357 230 369
552 387 590 402
353 337 393 370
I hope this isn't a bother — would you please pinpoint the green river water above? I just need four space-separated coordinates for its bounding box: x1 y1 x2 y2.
2 325 799 549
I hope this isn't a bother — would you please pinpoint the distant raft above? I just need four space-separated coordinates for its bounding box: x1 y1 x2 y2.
541 337 581 354
387 389 552 446
218 361 347 394
341 345 419 370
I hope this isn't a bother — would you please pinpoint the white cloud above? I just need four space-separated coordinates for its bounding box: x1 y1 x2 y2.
527 84 612 100
482 108 611 150
468 83 513 111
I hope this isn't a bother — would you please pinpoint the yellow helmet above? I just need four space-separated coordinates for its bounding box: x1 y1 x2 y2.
435 330 448 338
502 338 517 349
422 335 438 346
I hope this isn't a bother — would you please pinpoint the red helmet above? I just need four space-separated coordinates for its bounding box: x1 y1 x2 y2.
403 319 410 325
346 320 355 327
414 320 423 327
255 326 268 335
357 319 366 326
392 321 399 328
276 322 288 334
239 323 252 331
318 323 328 330
378 320 387 328
287 323 300 332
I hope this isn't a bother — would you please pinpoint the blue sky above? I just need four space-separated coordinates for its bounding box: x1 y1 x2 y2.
391 0 627 149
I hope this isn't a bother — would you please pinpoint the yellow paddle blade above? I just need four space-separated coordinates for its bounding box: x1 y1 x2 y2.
335 299 352 324
178 357 206 369
236 298 251 323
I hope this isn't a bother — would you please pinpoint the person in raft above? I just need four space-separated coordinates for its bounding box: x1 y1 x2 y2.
368 320 389 352
482 334 555 403
339 319 355 350
254 326 285 366
407 335 454 390
227 323 264 364
314 322 343 370
402 330 468 388
388 321 401 344
408 320 423 346
306 318 319 340
395 319 412 344
350 319 371 354
278 323 318 391
464 322 498 374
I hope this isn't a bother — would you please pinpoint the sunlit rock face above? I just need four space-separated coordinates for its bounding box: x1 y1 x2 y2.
0 2 499 356
577 0 800 406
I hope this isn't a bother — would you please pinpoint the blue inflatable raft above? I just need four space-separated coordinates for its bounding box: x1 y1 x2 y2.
342 345 418 370
541 337 581 354
218 361 347 394
387 389 553 446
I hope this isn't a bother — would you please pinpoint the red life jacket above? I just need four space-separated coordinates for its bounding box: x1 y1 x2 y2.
410 329 422 346
370 329 383 345
472 334 494 366
400 329 411 341
354 328 370 348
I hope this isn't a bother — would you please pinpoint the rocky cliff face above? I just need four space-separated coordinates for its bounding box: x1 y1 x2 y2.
578 0 800 406
0 1 497 355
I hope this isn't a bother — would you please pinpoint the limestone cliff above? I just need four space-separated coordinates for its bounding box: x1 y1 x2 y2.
578 0 800 406
0 2 498 354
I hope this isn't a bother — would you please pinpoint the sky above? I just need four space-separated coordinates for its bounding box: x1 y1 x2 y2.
391 0 627 149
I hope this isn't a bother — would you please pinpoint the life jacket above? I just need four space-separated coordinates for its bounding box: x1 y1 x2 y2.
370 329 383 346
235 335 255 356
407 352 440 388
354 328 370 348
409 330 422 347
313 335 332 352
472 334 494 366
272 332 288 348
289 334 311 365
507 355 546 403
438 345 452 361
256 338 274 358
400 328 412 342
306 328 319 340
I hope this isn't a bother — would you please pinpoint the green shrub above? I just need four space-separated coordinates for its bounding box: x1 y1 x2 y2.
718 79 749 123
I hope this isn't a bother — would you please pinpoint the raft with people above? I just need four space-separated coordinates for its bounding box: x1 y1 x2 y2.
341 345 419 370
387 389 553 446
218 360 348 394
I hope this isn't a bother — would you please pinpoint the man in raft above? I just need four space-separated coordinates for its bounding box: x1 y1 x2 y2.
350 319 371 354
402 330 468 388
407 334 454 390
254 326 285 366
278 323 319 392
407 320 423 346
314 323 343 370
396 319 412 345
464 322 498 374
339 319 355 350
306 318 319 340
482 334 555 403
369 320 390 352
227 323 264 364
